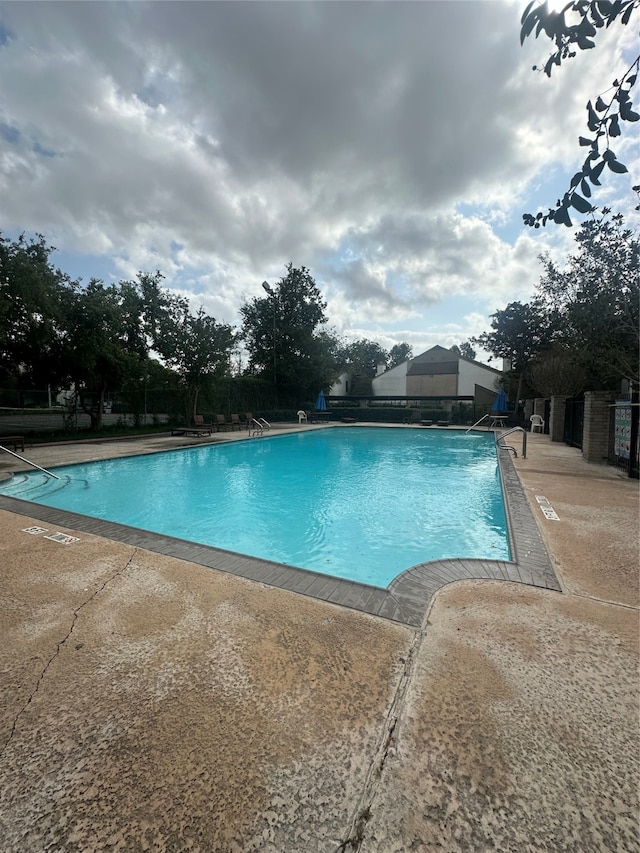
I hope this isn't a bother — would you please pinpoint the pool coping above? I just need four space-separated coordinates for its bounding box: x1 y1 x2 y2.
0 430 561 628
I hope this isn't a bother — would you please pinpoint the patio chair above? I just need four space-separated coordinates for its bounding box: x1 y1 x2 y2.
193 414 214 433
230 413 242 431
215 414 229 432
530 414 545 433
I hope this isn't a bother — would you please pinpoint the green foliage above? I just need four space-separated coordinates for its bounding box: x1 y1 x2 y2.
340 338 390 394
472 300 556 401
535 210 639 385
475 211 639 394
0 232 239 429
59 279 147 427
239 263 341 405
155 304 236 420
388 342 413 367
472 301 554 371
528 346 588 396
451 341 477 360
520 0 639 227
0 232 73 387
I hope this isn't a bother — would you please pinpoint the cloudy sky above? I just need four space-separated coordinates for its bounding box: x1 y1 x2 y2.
0 1 637 362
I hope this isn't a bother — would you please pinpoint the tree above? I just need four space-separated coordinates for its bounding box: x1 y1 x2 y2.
535 210 639 386
388 342 413 368
155 303 236 421
528 346 587 396
0 232 72 389
339 338 389 395
240 264 340 405
58 280 147 429
471 300 555 402
451 341 477 360
520 0 639 227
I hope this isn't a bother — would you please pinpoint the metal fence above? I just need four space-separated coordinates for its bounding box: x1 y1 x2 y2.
564 396 584 449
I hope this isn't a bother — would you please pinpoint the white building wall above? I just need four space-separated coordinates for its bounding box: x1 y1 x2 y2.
329 371 351 396
372 362 408 396
458 360 501 396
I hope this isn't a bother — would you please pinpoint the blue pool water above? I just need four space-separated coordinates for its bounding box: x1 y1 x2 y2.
1 427 509 586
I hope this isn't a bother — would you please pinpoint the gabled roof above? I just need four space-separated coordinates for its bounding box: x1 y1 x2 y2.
403 345 501 375
374 345 501 379
407 360 459 376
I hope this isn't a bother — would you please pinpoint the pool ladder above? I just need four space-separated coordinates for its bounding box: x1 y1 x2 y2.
496 426 527 459
248 417 271 437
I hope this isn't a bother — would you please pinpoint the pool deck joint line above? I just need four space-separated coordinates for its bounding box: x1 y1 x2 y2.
0 436 560 627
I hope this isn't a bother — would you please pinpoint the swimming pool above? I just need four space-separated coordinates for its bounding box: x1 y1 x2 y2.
0 427 509 586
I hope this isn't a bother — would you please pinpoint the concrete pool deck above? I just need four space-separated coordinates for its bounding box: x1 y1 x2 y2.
0 427 638 851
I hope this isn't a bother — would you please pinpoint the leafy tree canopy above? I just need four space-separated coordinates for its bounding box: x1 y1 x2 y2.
528 345 588 396
471 300 556 401
450 341 477 360
535 209 639 384
520 0 639 227
0 232 74 387
0 232 239 427
339 338 389 395
474 210 638 397
239 263 340 404
388 342 413 368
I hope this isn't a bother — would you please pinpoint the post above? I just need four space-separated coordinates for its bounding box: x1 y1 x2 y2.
262 281 278 407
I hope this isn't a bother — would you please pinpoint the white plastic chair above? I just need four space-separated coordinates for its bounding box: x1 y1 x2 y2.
297 410 308 424
530 414 544 433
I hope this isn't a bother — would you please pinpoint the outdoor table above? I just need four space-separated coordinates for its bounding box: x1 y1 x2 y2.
489 416 508 428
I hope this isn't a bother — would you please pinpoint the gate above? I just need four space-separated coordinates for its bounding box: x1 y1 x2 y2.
564 396 584 449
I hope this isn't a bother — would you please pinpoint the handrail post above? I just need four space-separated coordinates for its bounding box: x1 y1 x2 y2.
465 413 492 433
496 426 527 459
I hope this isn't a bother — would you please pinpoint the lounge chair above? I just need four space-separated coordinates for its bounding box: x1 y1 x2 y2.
194 414 214 432
0 435 25 452
171 427 211 437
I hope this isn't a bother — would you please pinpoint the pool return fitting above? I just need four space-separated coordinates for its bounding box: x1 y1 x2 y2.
0 444 60 479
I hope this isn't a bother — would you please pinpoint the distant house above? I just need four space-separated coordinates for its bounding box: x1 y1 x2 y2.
329 371 351 396
371 345 502 407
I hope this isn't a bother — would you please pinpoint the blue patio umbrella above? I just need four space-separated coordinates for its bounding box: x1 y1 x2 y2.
315 390 327 411
491 388 508 412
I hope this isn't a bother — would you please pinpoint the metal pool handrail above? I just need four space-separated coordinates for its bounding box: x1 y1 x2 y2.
0 444 60 479
497 426 527 459
465 414 491 432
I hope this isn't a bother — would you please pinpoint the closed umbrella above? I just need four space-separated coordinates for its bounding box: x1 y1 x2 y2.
315 390 327 411
491 388 508 412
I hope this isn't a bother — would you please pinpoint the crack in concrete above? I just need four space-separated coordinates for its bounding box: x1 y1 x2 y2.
572 591 639 611
334 609 432 853
0 548 138 759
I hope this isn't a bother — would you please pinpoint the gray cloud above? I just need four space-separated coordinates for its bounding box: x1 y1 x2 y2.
0 0 636 350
